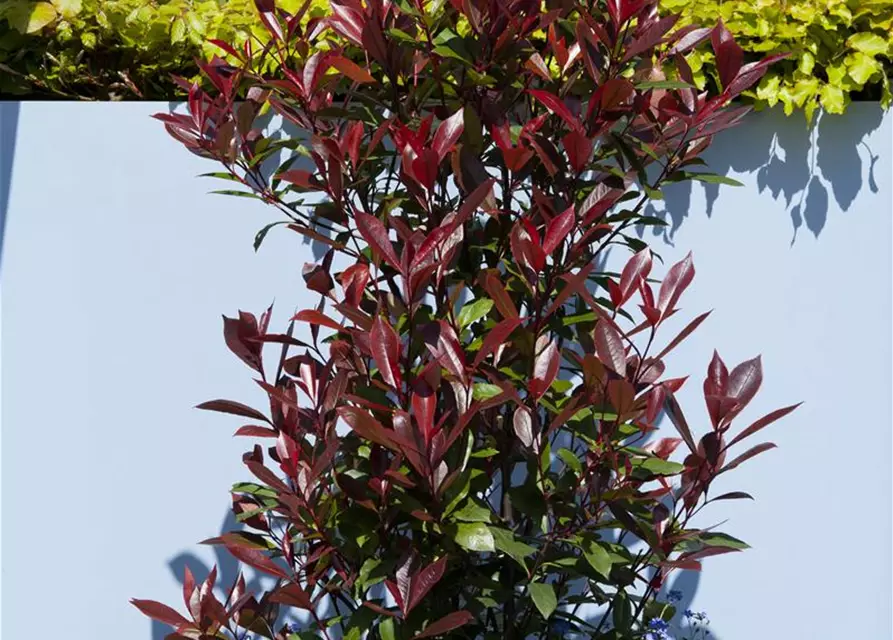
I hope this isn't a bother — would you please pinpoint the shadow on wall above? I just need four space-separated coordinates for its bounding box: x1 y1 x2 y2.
0 101 20 269
641 104 885 246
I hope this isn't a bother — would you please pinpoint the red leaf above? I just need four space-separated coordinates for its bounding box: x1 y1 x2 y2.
412 611 474 639
725 54 790 99
655 311 711 361
720 442 777 473
513 406 535 449
343 121 364 169
528 89 582 131
269 582 312 610
279 169 318 189
196 399 269 424
529 335 559 400
594 320 626 375
224 543 289 580
355 211 401 271
412 384 437 446
542 206 575 255
431 321 467 384
255 0 284 41
473 316 522 368
292 309 343 332
482 270 518 319
337 406 396 449
711 20 743 90
619 248 652 306
663 392 696 453
710 491 754 502
340 262 370 307
432 109 465 162
131 600 191 627
234 425 279 438
597 77 634 111
330 55 375 83
726 356 762 411
656 252 694 319
728 402 801 448
562 130 594 174
668 26 713 55
371 315 403 390
406 556 449 615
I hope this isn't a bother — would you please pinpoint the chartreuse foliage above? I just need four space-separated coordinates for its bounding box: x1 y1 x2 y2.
0 0 328 98
131 0 797 639
661 0 893 120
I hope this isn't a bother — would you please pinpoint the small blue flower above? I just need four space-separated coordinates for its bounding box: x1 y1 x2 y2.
684 609 694 619
667 589 683 603
648 618 669 631
287 622 302 634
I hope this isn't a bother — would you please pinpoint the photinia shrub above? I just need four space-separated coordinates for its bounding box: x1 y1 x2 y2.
134 1 797 638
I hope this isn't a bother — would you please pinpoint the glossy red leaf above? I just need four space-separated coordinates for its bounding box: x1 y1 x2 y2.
728 402 801 448
343 121 364 169
562 130 595 174
668 26 712 55
656 252 694 319
725 54 790 99
594 320 626 375
196 399 269 424
412 384 437 446
355 211 401 271
528 89 582 131
131 599 191 627
371 315 403 390
513 406 535 449
619 248 652 306
233 425 278 438
430 321 467 384
655 311 711 361
663 392 696 453
291 309 343 332
542 206 575 255
406 556 449 615
340 262 370 307
473 316 523 368
482 270 518 319
711 20 743 90
337 406 396 449
704 350 729 398
529 335 560 400
269 582 312 610
225 543 290 579
432 109 465 162
413 611 474 639
330 55 375 84
720 442 777 473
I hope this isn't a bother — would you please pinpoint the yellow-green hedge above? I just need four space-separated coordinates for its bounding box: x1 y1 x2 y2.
662 0 892 120
1 0 891 115
0 0 327 99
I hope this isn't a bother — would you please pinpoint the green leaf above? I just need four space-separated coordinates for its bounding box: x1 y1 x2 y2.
637 457 685 476
8 1 57 33
171 18 186 44
253 221 290 252
582 540 612 579
50 0 81 18
557 448 582 474
451 499 493 523
528 581 557 619
453 522 495 551
819 84 846 114
472 383 503 402
458 298 494 328
697 532 750 550
687 173 744 187
847 32 888 57
490 527 536 572
379 618 396 640
846 52 880 85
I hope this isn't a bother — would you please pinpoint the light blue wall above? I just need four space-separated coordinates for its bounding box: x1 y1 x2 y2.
1 103 890 640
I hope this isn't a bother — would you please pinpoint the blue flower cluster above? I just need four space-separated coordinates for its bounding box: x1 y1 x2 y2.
645 617 674 640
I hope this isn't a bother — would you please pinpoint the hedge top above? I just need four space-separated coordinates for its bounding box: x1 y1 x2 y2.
1 0 891 117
